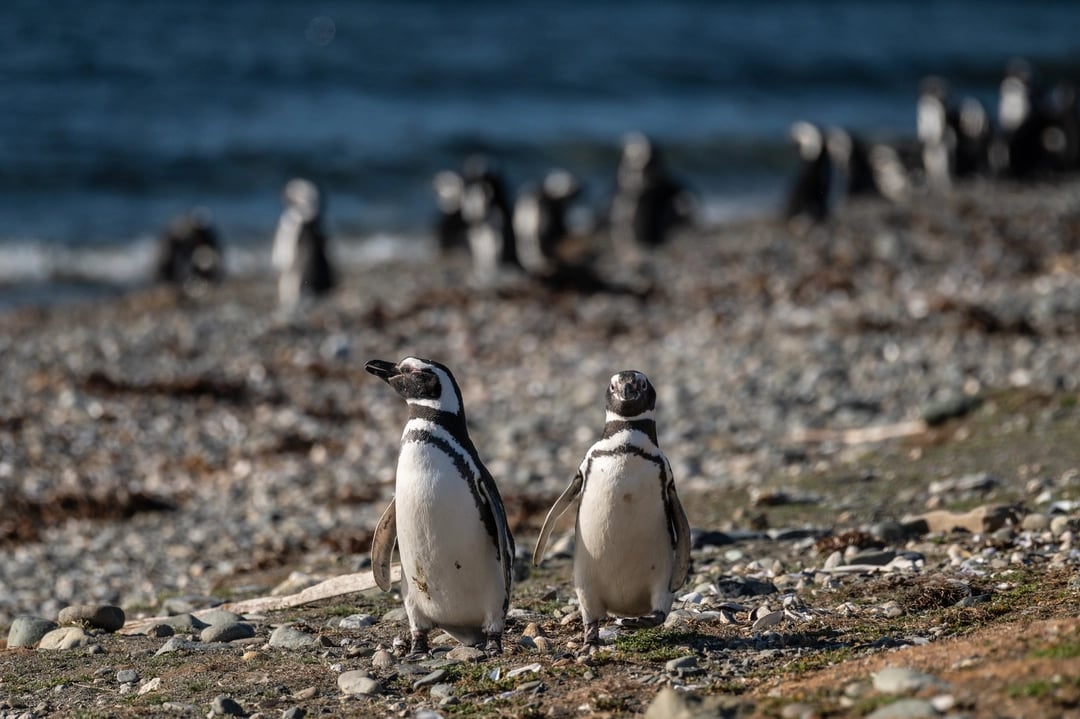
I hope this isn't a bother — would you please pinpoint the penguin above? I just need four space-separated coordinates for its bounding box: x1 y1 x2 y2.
993 59 1051 178
783 121 832 222
513 169 582 277
916 76 957 192
608 132 693 266
1044 82 1080 173
154 209 224 291
532 370 691 652
271 178 336 313
458 154 521 283
366 356 515 656
432 170 469 255
826 127 882 200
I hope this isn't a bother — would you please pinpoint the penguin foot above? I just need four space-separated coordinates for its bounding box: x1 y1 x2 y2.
615 610 666 629
580 620 600 652
407 630 430 659
483 633 503 657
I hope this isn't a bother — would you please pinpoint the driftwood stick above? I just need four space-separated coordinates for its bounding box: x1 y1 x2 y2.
119 564 402 635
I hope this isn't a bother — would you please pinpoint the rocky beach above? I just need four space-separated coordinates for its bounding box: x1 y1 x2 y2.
3 178 1080 718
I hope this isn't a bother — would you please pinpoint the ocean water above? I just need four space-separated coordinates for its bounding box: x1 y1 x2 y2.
2 0 1079 304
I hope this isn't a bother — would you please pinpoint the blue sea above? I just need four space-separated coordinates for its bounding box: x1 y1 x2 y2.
2 0 1079 307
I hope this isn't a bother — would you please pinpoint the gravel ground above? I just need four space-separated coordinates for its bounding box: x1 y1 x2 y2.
2 177 1080 717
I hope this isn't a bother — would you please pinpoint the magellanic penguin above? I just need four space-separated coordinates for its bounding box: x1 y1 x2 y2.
783 121 832 222
271 178 336 313
154 208 224 293
366 356 515 656
532 370 691 652
432 170 469 255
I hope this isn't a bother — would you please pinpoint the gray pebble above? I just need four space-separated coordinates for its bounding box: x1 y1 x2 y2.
1051 515 1073 537
7 616 58 648
116 669 139 684
413 669 448 690
281 708 306 719
430 683 454 700
158 613 209 634
162 596 222 615
1021 513 1051 532
872 667 943 695
211 694 246 716
144 623 174 638
57 604 125 632
200 621 255 643
196 609 245 627
371 649 396 668
847 550 897 566
338 670 382 696
155 637 198 656
38 626 92 650
865 698 937 719
664 655 697 672
381 607 408 623
338 614 377 630
445 646 486 662
268 625 318 649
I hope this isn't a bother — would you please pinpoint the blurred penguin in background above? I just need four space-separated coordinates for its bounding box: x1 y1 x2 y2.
992 58 1051 178
826 127 882 202
783 121 832 222
608 132 694 268
154 208 224 294
272 178 336 314
916 76 957 192
953 96 993 179
458 155 522 285
432 169 469 255
1044 81 1080 173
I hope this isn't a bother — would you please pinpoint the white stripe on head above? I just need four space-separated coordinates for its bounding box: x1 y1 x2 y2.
399 357 462 415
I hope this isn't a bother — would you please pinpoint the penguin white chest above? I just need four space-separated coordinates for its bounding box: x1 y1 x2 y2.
394 439 503 625
575 451 672 616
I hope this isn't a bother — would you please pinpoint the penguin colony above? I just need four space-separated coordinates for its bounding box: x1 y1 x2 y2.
784 59 1080 224
367 358 688 655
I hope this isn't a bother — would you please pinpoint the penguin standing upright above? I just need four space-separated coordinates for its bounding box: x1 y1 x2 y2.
783 121 832 221
154 209 224 291
271 178 336 313
366 356 515 656
608 133 693 266
994 59 1051 178
826 127 882 201
916 77 958 192
532 370 690 652
431 170 469 255
458 155 520 284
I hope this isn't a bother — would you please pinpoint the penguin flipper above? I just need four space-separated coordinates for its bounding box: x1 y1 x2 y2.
371 498 398 592
531 472 584 566
666 485 692 592
477 468 516 597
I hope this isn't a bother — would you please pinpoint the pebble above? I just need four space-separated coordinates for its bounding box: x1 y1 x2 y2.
872 667 943 694
196 609 245 627
430 683 454 700
445 646 486 662
155 637 198 656
37 626 92 650
116 669 139 684
138 678 162 695
865 698 937 719
211 694 246 716
143 623 174 638
532 637 553 653
200 621 255 643
56 604 125 632
371 649 396 668
281 708 306 719
337 614 378 630
158 613 209 634
338 670 382 696
664 656 697 672
6 616 58 648
268 625 317 649
381 607 408 623
413 669 448 690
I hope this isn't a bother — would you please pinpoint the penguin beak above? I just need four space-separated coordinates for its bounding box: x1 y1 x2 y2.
365 359 401 382
621 382 640 401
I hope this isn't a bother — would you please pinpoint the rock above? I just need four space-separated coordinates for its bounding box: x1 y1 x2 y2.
211 694 246 716
162 595 222 615
522 622 545 638
847 550 897 566
155 637 198 656
904 505 1016 534
7 616 58 647
381 607 408 623
338 614 378 630
271 571 322 596
928 472 999 495
268 625 318 649
430 683 454 700
690 529 735 548
714 576 778 597
413 669 448 690
865 698 937 718
196 609 245 627
533 637 553 653
872 666 943 694
116 669 139 684
338 670 382 696
38 626 93 650
751 610 785 632
57 604 125 632
200 621 255 643
870 520 911 543
139 677 162 695
158 613 209 634
644 686 754 719
144 623 174 638
282 707 307 719
1021 513 1051 532
1051 515 1073 537
445 646 486 662
665 656 697 672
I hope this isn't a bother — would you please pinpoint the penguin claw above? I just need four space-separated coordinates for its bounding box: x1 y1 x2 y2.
483 634 503 657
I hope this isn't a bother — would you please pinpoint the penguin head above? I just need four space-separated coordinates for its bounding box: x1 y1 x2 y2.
605 370 656 419
365 356 464 415
789 121 824 162
283 178 322 222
